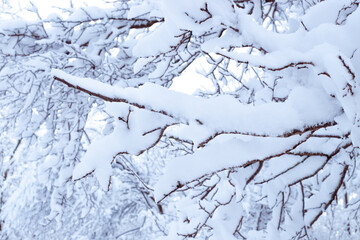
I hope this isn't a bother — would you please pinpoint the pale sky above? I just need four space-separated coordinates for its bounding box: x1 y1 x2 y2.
7 0 109 20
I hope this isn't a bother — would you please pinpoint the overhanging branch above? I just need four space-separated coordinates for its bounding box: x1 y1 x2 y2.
53 74 181 121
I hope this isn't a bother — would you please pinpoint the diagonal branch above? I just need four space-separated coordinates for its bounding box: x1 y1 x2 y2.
52 70 182 121
309 164 349 226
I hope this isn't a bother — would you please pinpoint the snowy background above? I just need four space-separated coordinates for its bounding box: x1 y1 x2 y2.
1 0 360 239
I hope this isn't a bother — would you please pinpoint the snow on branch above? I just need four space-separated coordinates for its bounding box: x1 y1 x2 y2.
52 69 341 139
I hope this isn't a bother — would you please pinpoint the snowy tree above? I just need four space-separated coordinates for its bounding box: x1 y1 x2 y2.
0 1 167 239
2 0 360 239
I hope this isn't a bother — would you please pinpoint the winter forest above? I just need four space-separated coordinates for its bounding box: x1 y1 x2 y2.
1 0 360 239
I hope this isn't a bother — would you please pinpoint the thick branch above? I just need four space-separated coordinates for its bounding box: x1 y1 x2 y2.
197 121 336 148
53 74 180 120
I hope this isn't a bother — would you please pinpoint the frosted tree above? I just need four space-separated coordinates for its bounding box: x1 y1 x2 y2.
2 0 360 239
0 1 167 239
